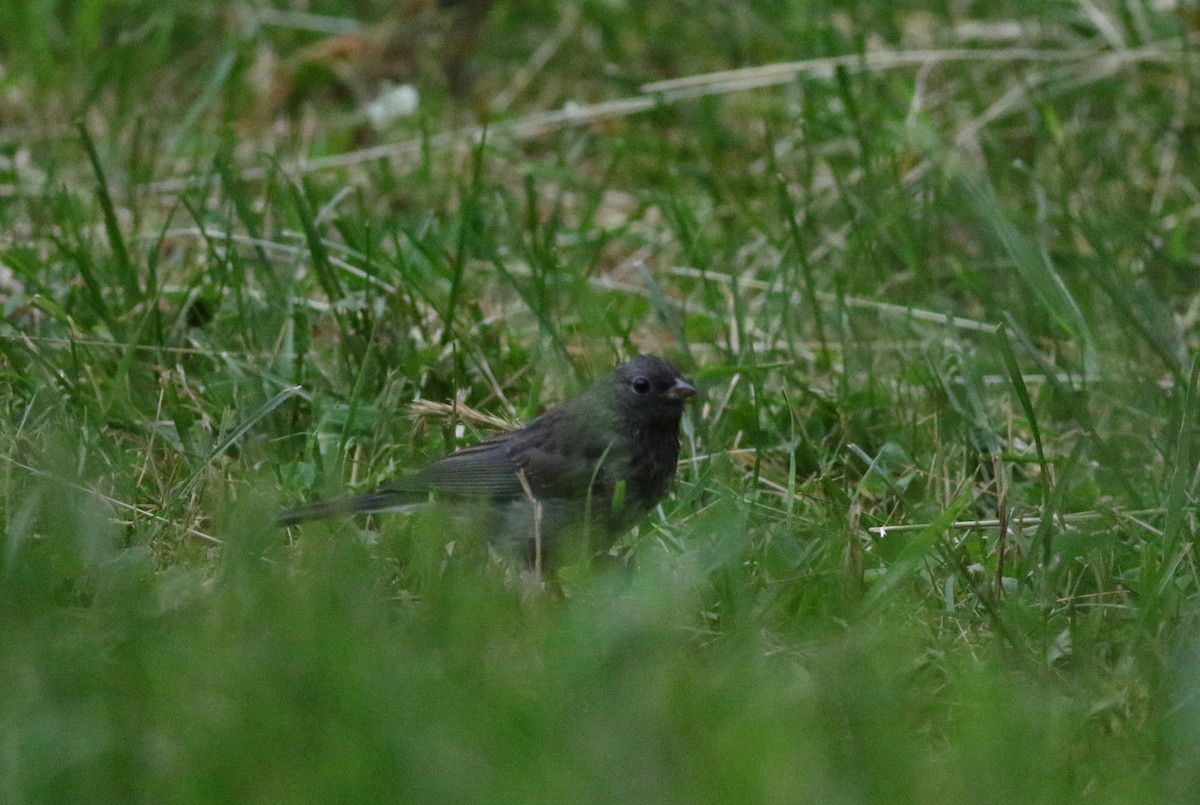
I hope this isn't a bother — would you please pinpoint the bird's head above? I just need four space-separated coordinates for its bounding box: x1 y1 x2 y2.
610 355 695 426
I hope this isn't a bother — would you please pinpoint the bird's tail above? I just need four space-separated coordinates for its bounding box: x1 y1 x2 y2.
278 488 424 526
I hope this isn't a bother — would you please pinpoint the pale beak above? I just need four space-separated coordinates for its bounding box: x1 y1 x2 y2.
667 378 696 400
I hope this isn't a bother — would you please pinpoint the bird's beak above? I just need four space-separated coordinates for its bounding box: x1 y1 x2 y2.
667 378 696 400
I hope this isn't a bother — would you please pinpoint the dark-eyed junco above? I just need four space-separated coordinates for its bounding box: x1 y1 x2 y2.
280 355 695 572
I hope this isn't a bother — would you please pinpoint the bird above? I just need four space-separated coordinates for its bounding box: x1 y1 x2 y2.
280 355 695 573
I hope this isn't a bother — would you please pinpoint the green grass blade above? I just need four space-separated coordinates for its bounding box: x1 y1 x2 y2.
288 181 343 305
861 493 972 612
950 170 1097 376
165 385 304 517
78 122 139 301
996 323 1050 503
1164 356 1198 558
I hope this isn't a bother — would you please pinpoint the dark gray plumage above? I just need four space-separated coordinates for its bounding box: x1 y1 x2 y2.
280 355 695 570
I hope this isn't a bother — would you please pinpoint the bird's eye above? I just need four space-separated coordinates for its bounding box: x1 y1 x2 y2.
631 376 651 395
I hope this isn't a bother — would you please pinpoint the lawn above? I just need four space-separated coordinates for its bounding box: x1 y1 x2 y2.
2 1 1199 801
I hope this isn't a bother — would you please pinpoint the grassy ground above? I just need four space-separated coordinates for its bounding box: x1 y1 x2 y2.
3 0 1200 801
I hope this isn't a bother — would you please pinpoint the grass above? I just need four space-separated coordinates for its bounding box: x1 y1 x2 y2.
2 0 1200 801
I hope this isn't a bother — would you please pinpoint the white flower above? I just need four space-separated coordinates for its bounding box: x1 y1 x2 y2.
366 83 419 128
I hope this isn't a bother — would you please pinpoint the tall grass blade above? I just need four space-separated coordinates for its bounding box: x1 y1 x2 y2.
79 122 138 300
1164 355 1198 557
165 385 304 517
950 171 1097 376
996 324 1050 503
861 493 971 611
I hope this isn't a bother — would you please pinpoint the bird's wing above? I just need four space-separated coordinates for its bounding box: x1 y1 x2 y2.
394 435 529 498
387 412 618 501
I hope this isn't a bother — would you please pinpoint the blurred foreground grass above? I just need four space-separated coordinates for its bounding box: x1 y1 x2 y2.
3 1 1200 801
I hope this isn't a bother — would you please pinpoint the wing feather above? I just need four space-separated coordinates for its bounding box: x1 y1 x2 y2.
383 408 619 500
